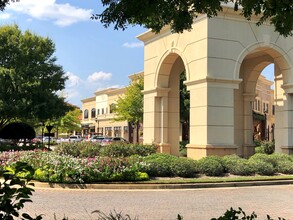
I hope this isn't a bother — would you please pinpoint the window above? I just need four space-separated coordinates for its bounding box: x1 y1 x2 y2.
102 108 104 114
91 108 96 118
272 105 275 115
84 109 89 119
110 103 116 113
97 109 100 115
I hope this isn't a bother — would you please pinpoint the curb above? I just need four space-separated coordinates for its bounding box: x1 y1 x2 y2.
32 179 293 190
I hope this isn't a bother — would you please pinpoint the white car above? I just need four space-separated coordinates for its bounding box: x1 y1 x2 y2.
69 135 83 142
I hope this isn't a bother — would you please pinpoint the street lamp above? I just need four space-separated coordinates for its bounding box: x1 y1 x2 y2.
264 108 268 141
95 117 99 135
40 122 45 146
46 125 53 150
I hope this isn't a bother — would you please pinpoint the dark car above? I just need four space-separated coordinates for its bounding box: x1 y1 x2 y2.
101 137 129 146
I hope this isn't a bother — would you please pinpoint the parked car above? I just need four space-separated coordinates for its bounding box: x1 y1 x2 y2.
69 135 83 142
43 136 55 143
101 137 129 146
0 138 14 146
90 136 105 143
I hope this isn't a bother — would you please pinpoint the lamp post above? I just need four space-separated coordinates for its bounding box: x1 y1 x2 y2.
46 125 53 150
40 122 45 146
264 109 268 141
95 117 99 135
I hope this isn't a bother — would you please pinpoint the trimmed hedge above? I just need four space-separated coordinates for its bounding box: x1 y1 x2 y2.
198 156 225 176
54 142 157 158
141 153 199 178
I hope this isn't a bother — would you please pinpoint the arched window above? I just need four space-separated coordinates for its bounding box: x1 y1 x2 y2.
84 109 89 119
110 103 116 113
91 108 96 118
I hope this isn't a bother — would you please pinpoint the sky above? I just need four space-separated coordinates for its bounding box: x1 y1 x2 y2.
0 0 147 107
0 0 274 108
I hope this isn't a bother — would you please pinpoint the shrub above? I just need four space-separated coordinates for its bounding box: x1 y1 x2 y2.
0 151 148 183
100 144 157 158
0 162 42 220
198 156 225 176
54 142 157 158
255 141 275 154
142 153 198 178
275 160 293 174
222 155 255 176
266 153 293 174
248 159 276 176
249 153 276 166
129 144 157 157
80 144 102 158
0 144 47 152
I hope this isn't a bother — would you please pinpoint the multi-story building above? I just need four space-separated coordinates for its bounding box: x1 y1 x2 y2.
81 72 143 142
252 74 275 141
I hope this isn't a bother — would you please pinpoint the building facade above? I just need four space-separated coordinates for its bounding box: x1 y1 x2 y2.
81 72 143 142
252 75 275 141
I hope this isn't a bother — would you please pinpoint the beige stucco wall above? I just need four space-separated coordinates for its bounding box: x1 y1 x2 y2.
138 5 293 159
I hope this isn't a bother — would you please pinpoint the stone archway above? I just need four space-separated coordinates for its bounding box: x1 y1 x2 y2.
138 5 293 159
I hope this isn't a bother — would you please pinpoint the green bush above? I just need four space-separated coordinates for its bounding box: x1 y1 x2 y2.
275 160 293 174
100 143 157 157
255 140 275 154
0 143 47 152
248 160 276 176
222 155 255 176
142 153 198 178
198 156 225 176
0 162 42 220
80 144 102 158
54 142 157 158
54 142 84 157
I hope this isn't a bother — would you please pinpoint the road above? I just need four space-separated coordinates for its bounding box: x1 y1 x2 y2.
23 185 293 220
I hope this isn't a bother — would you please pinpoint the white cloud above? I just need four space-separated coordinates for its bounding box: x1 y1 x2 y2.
0 13 11 19
122 42 144 48
87 71 112 82
7 0 93 27
65 72 81 88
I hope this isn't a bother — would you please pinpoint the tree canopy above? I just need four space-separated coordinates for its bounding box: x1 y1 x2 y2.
0 25 71 129
113 75 144 124
0 122 35 140
93 0 293 37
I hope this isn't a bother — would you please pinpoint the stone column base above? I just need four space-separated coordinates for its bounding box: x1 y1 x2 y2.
154 142 171 154
186 144 238 160
280 146 293 154
242 145 255 158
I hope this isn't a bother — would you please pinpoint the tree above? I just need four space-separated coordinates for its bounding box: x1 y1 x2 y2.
0 0 17 11
0 25 71 129
94 0 293 37
113 76 143 142
0 122 36 145
53 108 82 137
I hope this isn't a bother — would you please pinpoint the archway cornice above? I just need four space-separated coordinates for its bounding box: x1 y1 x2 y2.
281 84 293 94
142 87 171 97
185 76 242 89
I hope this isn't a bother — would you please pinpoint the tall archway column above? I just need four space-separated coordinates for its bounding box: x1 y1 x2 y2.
142 88 172 154
185 78 241 159
279 85 293 154
242 93 257 157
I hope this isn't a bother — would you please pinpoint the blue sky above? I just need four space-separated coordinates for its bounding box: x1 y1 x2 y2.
0 0 274 107
0 0 147 107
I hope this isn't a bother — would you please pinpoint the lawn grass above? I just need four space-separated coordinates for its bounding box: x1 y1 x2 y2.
143 174 293 184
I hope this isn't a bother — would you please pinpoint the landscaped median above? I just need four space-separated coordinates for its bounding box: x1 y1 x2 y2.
0 142 293 185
